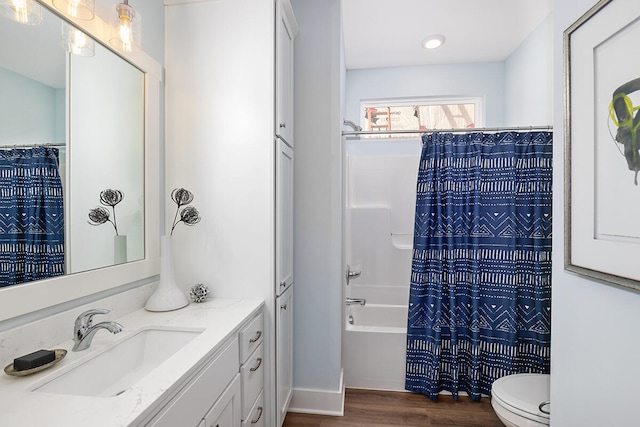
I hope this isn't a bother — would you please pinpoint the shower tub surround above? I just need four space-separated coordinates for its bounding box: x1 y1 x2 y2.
0 289 263 427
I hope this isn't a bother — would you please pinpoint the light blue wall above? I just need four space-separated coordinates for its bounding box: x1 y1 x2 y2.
345 62 506 128
551 0 640 425
0 66 58 145
504 14 553 126
291 0 344 393
137 1 164 65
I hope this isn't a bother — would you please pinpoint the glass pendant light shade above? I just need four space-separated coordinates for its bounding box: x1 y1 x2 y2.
109 0 141 53
0 0 42 25
62 21 94 57
53 0 95 21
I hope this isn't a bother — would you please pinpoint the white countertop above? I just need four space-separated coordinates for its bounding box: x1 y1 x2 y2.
0 298 263 427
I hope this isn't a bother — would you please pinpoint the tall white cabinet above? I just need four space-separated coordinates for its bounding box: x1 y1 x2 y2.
164 0 297 426
275 1 297 425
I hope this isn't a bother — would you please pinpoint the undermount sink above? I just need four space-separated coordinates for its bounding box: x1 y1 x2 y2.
34 327 202 398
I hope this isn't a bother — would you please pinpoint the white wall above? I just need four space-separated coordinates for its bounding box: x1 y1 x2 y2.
291 0 344 395
345 62 506 128
504 14 553 126
551 1 640 425
69 44 145 273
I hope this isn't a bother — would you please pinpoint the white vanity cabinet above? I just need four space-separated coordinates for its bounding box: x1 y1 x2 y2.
148 338 240 427
239 314 265 426
147 311 263 427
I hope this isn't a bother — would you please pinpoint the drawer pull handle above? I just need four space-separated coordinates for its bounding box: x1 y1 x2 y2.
251 406 263 424
250 357 263 372
249 330 262 343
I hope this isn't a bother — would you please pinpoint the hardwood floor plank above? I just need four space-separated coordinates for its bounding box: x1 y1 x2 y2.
283 389 503 427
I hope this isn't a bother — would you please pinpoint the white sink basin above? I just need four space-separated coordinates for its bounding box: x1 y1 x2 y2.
34 327 202 398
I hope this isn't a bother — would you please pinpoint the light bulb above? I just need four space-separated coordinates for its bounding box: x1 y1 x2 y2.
62 22 94 56
9 0 34 24
118 20 133 52
52 0 94 20
110 0 140 53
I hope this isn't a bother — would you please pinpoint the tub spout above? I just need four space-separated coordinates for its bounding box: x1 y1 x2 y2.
345 297 366 306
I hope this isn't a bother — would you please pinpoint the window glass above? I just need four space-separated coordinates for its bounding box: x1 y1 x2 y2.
361 98 481 137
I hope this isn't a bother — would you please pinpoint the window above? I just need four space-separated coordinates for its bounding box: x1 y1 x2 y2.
360 97 483 137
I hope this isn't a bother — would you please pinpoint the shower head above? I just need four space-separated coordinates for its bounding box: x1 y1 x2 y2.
343 119 362 132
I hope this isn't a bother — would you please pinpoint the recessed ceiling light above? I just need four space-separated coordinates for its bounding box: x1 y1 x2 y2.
422 34 445 50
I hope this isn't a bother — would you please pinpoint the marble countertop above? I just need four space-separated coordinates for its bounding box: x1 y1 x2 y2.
0 298 263 427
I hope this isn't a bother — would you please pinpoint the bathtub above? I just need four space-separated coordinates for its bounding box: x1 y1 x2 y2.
343 301 408 391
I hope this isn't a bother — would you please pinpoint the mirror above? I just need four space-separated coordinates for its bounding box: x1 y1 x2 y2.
0 4 145 289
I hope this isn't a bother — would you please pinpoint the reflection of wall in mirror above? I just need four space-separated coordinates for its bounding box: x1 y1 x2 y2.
69 43 145 274
0 66 65 145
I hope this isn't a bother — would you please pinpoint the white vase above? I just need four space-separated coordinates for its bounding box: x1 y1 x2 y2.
145 235 189 312
114 235 127 265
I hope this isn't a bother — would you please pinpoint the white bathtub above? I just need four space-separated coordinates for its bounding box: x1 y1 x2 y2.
343 302 408 391
346 303 407 332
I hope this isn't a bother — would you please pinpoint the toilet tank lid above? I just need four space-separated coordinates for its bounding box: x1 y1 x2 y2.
491 373 550 419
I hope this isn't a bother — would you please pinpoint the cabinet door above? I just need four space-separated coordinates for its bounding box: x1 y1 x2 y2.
275 0 297 146
204 375 241 427
276 139 293 296
276 286 294 427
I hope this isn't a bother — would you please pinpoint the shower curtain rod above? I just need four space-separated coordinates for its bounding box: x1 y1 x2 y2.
341 125 553 137
0 143 66 149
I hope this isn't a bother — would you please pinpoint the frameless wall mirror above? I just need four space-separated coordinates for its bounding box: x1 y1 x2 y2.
0 0 160 322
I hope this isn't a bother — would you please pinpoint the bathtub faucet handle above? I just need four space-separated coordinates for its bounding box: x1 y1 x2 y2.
345 297 366 306
345 264 361 285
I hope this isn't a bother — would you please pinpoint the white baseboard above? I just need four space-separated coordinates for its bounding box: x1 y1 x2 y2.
287 369 345 416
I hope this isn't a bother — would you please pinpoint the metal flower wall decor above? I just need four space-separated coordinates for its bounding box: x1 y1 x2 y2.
88 189 124 235
170 188 201 235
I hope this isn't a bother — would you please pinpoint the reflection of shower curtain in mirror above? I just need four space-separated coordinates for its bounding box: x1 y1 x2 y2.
0 147 64 287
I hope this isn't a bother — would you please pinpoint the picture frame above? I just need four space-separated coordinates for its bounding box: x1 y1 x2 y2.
564 0 640 291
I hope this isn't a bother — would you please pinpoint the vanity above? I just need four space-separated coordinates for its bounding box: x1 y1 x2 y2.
0 296 264 427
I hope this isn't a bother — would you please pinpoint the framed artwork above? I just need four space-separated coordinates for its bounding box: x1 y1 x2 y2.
565 0 640 290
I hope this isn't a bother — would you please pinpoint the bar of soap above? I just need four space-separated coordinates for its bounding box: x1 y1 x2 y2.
13 349 55 371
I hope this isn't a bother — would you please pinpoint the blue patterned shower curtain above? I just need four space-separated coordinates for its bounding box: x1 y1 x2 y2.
405 131 552 401
0 147 65 287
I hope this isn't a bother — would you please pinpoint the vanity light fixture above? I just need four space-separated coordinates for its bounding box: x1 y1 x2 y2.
0 0 42 25
52 0 94 21
62 21 94 56
109 0 140 53
422 34 445 50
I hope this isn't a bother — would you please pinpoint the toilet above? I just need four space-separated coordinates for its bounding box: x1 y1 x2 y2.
491 373 550 427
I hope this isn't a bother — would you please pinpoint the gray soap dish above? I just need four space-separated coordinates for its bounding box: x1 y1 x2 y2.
4 349 67 377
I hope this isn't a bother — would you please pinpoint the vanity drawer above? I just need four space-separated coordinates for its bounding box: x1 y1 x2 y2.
242 391 264 427
240 343 264 419
149 338 239 427
239 313 263 363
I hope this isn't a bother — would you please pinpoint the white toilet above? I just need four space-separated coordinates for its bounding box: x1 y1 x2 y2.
491 373 550 427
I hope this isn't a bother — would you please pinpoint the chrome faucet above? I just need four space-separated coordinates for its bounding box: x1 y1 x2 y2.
72 309 123 352
345 297 366 306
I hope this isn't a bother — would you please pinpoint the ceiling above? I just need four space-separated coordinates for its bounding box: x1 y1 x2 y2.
342 0 553 70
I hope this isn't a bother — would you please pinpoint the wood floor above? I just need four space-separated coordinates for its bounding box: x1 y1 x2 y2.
283 388 504 427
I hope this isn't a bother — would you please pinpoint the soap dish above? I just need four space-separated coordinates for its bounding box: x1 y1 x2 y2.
4 349 67 377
